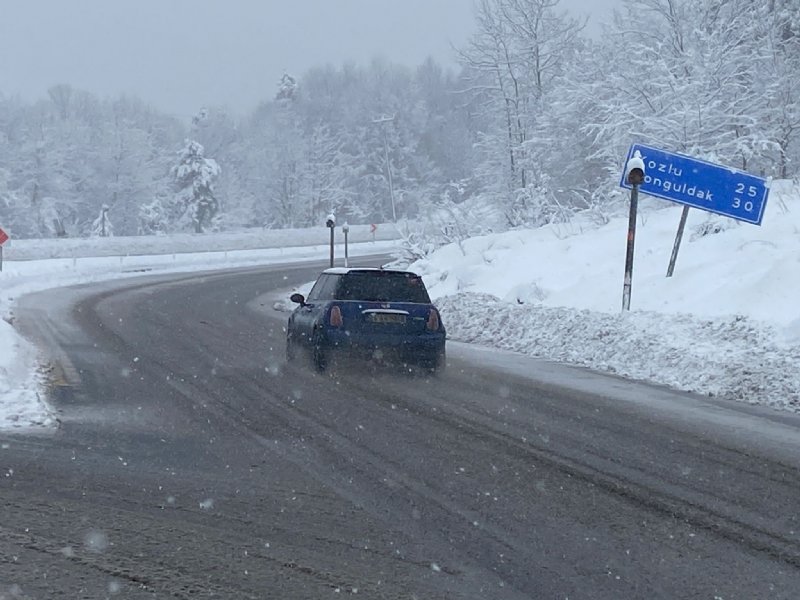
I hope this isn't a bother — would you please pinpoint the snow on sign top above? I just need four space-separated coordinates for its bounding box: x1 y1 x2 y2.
619 144 770 225
0 228 9 246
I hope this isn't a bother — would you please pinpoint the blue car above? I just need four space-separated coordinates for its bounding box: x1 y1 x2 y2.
286 267 446 373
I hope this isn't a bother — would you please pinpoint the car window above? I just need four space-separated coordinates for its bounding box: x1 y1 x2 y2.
307 274 338 302
317 274 339 301
306 276 327 302
335 272 431 303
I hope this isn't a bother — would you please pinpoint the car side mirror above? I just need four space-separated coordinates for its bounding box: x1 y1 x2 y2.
290 293 306 306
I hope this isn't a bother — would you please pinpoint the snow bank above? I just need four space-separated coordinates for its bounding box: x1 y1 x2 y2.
438 293 799 412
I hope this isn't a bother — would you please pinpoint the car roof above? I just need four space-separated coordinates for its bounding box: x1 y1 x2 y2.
322 267 421 277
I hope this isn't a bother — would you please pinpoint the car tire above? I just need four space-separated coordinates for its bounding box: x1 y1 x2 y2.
424 349 446 375
285 332 297 361
312 334 328 372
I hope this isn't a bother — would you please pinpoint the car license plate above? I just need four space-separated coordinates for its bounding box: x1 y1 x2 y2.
368 313 406 324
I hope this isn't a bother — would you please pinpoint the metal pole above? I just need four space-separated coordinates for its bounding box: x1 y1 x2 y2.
344 230 349 267
622 184 639 311
373 115 397 222
329 227 335 268
381 128 396 222
666 206 690 278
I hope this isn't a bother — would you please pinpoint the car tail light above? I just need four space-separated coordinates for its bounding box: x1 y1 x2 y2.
329 305 343 327
426 309 440 331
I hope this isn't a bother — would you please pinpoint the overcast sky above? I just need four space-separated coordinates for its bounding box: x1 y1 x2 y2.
0 0 619 120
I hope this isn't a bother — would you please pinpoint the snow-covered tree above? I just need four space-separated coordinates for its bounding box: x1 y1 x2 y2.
88 97 169 236
414 58 477 186
0 88 181 238
302 122 355 225
13 134 71 238
751 0 800 177
138 196 169 235
247 81 306 227
190 106 247 227
276 72 298 102
170 140 221 233
457 0 585 226
575 0 780 183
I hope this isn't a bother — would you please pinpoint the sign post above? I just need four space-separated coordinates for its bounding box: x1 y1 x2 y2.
666 206 690 278
622 152 645 311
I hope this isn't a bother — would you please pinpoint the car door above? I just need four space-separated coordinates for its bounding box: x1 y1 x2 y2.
291 274 335 346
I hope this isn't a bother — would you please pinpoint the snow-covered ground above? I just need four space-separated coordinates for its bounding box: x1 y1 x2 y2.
4 182 800 431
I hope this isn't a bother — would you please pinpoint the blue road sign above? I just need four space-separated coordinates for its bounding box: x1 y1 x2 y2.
620 144 770 225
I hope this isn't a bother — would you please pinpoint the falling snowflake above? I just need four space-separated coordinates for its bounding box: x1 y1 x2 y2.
84 530 109 553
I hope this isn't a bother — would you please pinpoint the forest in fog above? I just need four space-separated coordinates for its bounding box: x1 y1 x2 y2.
0 0 797 244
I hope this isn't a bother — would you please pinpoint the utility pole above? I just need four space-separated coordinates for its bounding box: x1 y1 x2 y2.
372 114 397 222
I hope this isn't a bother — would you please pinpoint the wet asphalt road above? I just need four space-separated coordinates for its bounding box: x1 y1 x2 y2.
2 261 800 599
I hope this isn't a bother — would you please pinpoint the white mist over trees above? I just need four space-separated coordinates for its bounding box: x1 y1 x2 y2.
0 0 797 240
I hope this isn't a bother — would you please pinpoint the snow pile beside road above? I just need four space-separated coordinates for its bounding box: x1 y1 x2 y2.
438 293 800 412
0 320 53 429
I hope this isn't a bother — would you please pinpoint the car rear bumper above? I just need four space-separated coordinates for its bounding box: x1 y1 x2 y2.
323 329 445 361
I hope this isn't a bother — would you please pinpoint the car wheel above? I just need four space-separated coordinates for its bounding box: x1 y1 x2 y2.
285 332 297 361
423 349 446 375
312 334 328 372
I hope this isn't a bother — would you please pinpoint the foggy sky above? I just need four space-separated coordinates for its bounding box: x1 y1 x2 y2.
0 0 620 120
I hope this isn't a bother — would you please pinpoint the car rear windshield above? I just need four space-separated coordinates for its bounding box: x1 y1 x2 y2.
335 271 431 303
